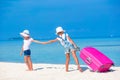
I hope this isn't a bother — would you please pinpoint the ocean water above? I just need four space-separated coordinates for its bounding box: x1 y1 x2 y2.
0 38 120 66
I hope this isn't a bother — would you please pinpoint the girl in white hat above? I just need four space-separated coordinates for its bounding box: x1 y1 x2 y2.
20 30 43 71
42 27 83 72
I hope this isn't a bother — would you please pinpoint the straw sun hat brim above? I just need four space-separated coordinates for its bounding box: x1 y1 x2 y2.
20 33 29 37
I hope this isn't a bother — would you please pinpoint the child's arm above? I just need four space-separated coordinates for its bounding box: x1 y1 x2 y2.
67 36 78 48
32 39 58 44
43 38 58 44
20 46 23 56
32 40 44 44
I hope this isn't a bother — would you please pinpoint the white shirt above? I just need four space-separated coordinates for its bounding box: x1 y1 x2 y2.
23 38 33 50
57 33 70 46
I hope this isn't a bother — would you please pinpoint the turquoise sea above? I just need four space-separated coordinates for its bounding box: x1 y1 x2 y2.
0 38 120 66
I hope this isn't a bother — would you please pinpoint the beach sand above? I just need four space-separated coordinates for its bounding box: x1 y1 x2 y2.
0 62 120 80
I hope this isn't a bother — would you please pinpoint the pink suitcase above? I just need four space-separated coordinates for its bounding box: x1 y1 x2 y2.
80 47 114 72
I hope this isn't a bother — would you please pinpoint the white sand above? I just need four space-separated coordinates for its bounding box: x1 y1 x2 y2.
0 62 120 80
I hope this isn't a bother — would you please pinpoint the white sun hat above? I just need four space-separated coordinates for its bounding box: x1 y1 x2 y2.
20 30 30 37
56 26 65 34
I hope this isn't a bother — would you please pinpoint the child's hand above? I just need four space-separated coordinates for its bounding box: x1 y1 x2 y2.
41 42 47 44
75 47 80 51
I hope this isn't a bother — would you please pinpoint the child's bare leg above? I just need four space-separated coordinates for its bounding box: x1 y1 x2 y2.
24 56 31 70
65 53 70 72
71 51 83 72
28 56 33 71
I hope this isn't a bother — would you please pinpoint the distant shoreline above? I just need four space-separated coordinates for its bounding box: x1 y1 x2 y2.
0 36 120 41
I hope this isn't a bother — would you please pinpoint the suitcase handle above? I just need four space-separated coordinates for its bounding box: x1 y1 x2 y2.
85 57 92 64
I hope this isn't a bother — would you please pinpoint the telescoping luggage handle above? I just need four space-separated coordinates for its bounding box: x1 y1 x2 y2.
85 57 92 64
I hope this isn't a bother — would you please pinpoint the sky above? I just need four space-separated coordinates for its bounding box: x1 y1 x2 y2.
0 0 120 40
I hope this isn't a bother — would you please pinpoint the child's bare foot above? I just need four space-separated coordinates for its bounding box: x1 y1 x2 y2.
66 69 69 72
78 67 83 72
